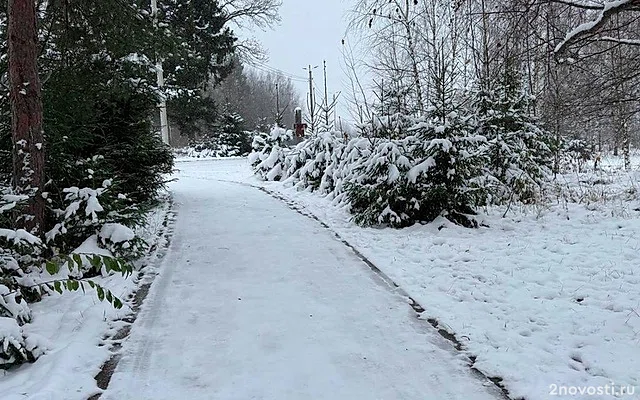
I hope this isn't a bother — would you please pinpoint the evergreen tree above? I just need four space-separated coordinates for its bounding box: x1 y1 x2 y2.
249 126 292 181
159 0 236 137
474 71 553 204
217 113 251 156
345 138 417 227
192 112 251 157
0 0 240 229
0 0 174 244
407 112 487 227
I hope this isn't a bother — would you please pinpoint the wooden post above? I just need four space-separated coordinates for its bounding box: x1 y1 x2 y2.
293 107 306 139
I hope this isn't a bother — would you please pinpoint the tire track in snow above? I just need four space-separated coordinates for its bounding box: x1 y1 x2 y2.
89 196 178 399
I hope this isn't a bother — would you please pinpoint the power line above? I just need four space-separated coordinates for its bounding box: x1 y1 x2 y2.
246 61 308 82
253 62 308 80
249 64 308 83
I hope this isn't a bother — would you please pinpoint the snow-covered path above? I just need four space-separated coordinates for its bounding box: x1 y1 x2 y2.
103 163 501 400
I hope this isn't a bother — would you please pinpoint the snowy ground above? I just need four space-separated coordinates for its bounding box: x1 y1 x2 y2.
178 158 640 400
3 157 639 400
0 196 174 400
102 163 502 400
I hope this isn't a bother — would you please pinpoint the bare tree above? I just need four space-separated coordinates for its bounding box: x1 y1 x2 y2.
209 61 302 132
220 0 282 29
349 0 426 114
344 0 640 156
554 0 640 54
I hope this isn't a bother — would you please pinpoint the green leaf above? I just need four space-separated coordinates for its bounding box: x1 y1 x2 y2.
87 280 96 289
104 257 119 273
96 286 105 301
113 297 123 309
105 290 113 303
91 255 103 270
73 254 83 270
54 281 63 294
46 260 59 275
119 259 133 277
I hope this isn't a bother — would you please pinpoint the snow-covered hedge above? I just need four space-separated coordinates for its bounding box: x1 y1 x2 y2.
0 179 141 368
249 121 483 227
250 106 554 228
249 126 293 181
176 131 254 159
284 132 345 193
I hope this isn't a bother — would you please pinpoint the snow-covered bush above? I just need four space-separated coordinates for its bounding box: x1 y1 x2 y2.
284 132 345 193
0 196 45 368
474 80 553 204
0 317 43 368
46 178 145 259
249 126 293 181
344 138 417 227
559 138 594 173
0 181 137 367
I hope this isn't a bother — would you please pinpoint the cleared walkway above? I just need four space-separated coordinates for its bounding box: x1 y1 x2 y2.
103 161 501 400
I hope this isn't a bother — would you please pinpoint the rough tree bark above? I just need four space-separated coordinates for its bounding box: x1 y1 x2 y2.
8 0 46 233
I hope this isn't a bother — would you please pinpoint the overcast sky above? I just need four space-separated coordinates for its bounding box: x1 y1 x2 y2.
240 0 353 121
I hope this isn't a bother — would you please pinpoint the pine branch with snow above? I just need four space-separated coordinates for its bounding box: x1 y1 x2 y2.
249 125 293 181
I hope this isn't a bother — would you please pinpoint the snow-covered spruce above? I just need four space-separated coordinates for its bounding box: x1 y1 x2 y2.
283 132 345 193
344 138 416 227
474 81 553 204
249 126 293 181
330 138 374 204
406 113 487 227
345 113 487 228
184 114 253 158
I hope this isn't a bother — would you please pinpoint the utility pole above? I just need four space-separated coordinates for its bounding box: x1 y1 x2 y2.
304 64 318 133
151 0 170 145
275 82 280 127
333 93 338 131
323 60 329 128
307 65 315 119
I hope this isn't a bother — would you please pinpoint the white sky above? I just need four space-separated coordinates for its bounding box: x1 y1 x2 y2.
240 0 353 121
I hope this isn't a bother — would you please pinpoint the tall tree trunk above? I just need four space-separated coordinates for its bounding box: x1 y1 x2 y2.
8 0 45 234
622 125 630 170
